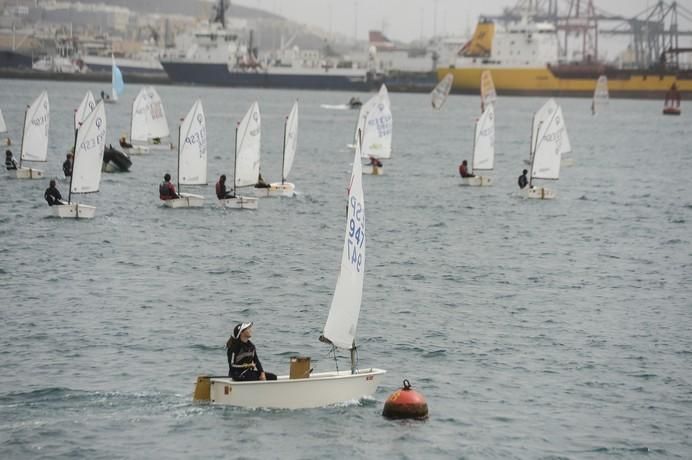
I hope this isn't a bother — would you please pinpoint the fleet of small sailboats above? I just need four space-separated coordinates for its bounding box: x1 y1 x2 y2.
221 102 261 210
53 100 107 218
163 99 207 208
265 100 299 197
15 91 49 179
194 130 385 409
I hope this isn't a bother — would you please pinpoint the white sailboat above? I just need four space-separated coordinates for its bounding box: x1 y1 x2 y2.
461 103 495 186
480 70 497 112
0 108 9 145
524 99 570 200
265 100 299 197
591 75 609 115
220 102 260 210
361 84 393 175
125 86 172 154
163 99 207 208
14 91 49 179
194 131 385 409
74 91 96 132
53 101 107 218
431 73 454 110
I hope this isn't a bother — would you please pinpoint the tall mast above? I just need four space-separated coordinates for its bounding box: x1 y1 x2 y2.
233 122 239 195
281 114 288 184
68 120 79 204
177 120 182 195
18 105 28 169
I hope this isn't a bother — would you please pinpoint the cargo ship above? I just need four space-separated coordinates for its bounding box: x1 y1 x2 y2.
437 15 692 98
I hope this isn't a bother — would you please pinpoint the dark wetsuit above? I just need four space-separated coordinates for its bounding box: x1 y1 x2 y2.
62 159 72 177
159 181 178 200
216 180 234 199
119 139 133 149
5 157 17 170
459 163 474 178
518 174 529 189
227 339 277 381
44 186 63 206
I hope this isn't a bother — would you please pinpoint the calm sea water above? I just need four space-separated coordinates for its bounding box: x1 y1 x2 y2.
1 79 691 459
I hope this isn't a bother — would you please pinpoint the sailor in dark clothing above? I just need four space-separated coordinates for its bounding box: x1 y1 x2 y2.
518 169 529 189
5 150 17 170
159 173 179 200
119 136 133 149
62 152 73 177
44 179 65 206
254 172 270 189
215 174 234 199
459 160 475 178
226 322 277 381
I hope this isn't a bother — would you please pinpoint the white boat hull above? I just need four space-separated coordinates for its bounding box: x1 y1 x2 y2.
203 368 386 409
13 167 44 179
162 193 205 208
460 175 492 186
525 186 556 200
51 202 96 219
363 165 383 176
126 143 172 154
219 196 258 210
263 182 295 197
125 145 150 155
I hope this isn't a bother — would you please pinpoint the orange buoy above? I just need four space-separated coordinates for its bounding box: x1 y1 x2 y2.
382 379 428 419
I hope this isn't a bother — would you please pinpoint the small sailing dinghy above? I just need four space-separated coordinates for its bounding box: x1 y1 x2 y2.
360 84 392 175
53 101 107 218
74 91 96 132
524 98 570 200
431 73 454 110
663 83 681 116
265 100 298 197
461 103 494 186
163 99 207 208
124 86 172 154
110 55 124 103
193 132 385 409
591 75 608 115
480 70 497 112
14 91 49 179
220 102 260 210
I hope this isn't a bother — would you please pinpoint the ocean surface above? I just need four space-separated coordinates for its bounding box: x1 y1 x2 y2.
1 79 691 459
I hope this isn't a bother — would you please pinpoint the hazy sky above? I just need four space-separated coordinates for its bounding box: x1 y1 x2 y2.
233 0 692 42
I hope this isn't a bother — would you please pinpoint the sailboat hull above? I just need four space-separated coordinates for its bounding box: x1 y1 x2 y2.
163 193 205 208
200 368 386 409
220 196 258 210
460 175 492 186
525 186 556 200
663 107 681 116
263 182 295 197
13 167 44 179
51 202 96 219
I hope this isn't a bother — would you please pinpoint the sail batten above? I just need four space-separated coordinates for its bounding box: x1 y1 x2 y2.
178 100 207 186
322 137 365 350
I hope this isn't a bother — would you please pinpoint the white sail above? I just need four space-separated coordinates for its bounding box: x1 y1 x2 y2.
322 138 365 350
20 91 49 163
481 70 497 109
146 86 170 139
378 84 391 107
531 104 568 181
529 98 557 163
234 102 261 188
593 75 609 110
282 100 299 182
74 91 96 132
0 109 6 133
130 87 150 143
472 103 495 171
431 73 454 110
361 87 393 159
353 93 379 146
71 101 107 194
178 99 207 185
112 55 124 102
130 86 169 143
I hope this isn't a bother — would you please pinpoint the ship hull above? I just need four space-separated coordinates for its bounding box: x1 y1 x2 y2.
160 61 375 90
438 66 692 99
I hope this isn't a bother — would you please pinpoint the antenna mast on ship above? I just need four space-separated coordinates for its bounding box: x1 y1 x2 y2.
213 0 229 28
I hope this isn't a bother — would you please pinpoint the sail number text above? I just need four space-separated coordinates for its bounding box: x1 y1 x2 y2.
347 195 364 272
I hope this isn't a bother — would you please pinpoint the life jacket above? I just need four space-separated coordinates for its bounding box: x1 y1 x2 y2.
159 181 176 200
518 174 528 189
